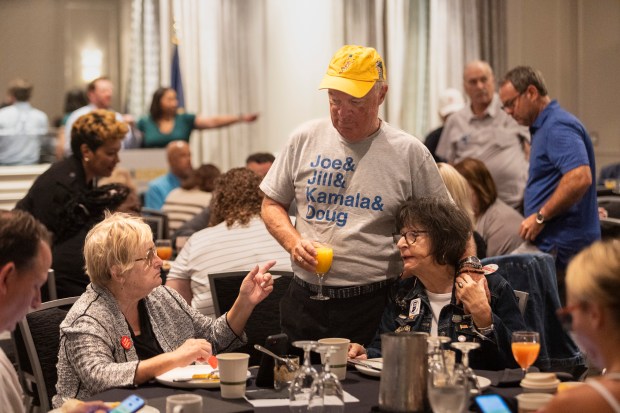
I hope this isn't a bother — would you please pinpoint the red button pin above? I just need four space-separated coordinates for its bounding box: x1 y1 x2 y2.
121 335 133 350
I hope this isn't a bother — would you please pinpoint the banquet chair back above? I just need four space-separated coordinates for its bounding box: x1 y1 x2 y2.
513 290 529 316
47 269 58 301
141 207 169 240
482 253 586 377
11 297 78 412
209 271 293 365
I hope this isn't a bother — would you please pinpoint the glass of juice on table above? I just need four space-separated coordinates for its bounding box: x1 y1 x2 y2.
512 331 540 378
310 242 333 301
155 239 173 261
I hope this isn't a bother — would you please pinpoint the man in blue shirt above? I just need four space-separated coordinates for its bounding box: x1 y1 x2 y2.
144 140 193 210
0 78 48 165
499 66 600 299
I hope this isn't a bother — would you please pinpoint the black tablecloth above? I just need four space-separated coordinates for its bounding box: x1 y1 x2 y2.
91 366 524 412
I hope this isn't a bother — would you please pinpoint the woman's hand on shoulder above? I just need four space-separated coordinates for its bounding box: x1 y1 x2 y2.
348 343 368 360
239 261 276 305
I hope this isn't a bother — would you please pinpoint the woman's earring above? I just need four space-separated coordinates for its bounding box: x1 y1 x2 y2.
84 157 89 162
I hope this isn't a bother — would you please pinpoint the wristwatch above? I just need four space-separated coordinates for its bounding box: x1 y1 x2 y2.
535 210 546 225
458 256 482 270
475 323 494 336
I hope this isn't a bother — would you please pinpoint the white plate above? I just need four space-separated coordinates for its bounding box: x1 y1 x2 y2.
156 364 250 389
353 358 383 377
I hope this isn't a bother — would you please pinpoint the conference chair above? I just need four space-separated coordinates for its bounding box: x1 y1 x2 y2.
141 207 170 240
209 270 293 365
11 297 78 412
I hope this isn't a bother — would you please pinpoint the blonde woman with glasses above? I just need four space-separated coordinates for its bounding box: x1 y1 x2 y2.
53 212 275 407
541 239 620 413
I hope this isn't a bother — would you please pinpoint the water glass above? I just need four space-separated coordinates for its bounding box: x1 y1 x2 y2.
427 363 469 413
309 345 345 413
290 341 319 413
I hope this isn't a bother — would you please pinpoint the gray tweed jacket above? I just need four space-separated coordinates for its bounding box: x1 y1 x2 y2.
53 283 245 407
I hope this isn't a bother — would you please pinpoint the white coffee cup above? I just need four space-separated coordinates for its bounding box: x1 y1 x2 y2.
216 352 250 398
318 338 351 380
166 394 203 413
516 392 554 413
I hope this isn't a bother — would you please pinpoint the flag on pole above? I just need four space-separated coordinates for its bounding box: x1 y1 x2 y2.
171 44 185 110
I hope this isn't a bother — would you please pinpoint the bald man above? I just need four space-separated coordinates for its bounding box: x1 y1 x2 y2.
144 141 194 210
436 60 530 210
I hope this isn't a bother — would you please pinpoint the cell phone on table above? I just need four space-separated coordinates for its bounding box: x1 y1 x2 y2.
475 394 511 413
256 333 289 387
109 395 146 413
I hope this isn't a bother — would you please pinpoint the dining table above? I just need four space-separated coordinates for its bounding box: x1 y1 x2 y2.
90 365 528 413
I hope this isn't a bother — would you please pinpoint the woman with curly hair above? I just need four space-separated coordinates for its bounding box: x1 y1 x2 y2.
167 167 292 317
16 109 129 298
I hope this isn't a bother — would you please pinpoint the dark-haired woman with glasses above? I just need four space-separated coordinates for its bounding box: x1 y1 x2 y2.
540 239 620 413
53 212 276 407
348 197 525 370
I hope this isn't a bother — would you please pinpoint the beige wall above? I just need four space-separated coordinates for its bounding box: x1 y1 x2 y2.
506 0 620 175
0 0 64 122
0 0 121 124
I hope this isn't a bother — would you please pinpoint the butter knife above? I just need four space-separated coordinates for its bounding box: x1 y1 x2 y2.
347 359 382 371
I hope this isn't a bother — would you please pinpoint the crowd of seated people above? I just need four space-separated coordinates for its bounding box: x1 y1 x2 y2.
2 51 618 413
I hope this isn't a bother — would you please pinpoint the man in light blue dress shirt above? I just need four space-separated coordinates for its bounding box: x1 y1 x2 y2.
0 78 48 165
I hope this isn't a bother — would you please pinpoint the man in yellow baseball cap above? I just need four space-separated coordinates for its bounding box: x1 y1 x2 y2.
259 45 451 348
318 45 386 98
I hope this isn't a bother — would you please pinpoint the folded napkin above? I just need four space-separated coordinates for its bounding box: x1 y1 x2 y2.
476 368 540 387
245 389 290 400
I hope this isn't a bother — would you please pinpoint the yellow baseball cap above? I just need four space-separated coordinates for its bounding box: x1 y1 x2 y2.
319 45 386 98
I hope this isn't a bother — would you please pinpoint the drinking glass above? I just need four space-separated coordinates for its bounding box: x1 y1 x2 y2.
308 345 345 413
155 239 173 260
290 341 319 413
427 336 452 375
451 341 481 394
427 359 469 413
310 242 333 301
512 331 540 377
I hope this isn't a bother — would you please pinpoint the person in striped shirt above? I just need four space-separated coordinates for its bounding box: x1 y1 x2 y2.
166 167 292 316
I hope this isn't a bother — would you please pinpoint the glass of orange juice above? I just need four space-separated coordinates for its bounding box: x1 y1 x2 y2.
310 242 333 301
512 331 540 377
155 239 173 261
